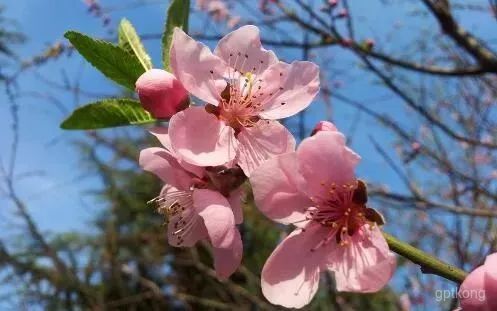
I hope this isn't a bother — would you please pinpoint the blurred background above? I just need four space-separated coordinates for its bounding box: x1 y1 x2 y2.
1 0 497 310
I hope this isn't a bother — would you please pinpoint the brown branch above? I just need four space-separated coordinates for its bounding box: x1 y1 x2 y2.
421 0 497 69
183 248 278 311
370 189 497 218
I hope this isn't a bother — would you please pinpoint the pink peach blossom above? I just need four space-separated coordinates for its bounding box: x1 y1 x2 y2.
458 253 497 311
135 69 189 119
227 16 241 29
250 124 396 308
168 26 319 176
207 0 229 22
197 0 232 23
139 128 243 279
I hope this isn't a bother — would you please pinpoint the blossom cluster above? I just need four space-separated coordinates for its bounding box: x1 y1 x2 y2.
137 25 397 308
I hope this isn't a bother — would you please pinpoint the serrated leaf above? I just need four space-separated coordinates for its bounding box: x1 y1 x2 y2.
61 99 155 130
162 0 190 70
118 18 153 71
65 31 145 90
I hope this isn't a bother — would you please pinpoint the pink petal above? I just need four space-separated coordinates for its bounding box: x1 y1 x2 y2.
312 121 338 135
258 61 320 120
459 266 489 311
297 131 360 200
484 253 497 310
236 120 295 177
149 127 205 178
212 229 243 279
164 186 207 247
149 126 172 149
214 25 278 75
262 223 330 308
169 106 238 166
170 28 227 105
327 226 396 293
250 152 313 225
193 189 236 248
399 293 411 311
228 187 244 224
139 147 193 190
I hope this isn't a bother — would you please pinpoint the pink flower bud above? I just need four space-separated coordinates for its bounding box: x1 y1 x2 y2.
458 253 497 310
340 38 353 47
311 121 337 135
328 0 338 6
135 69 189 119
337 8 348 18
365 38 375 49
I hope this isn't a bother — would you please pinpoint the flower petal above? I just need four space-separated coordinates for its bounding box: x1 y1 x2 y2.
212 229 243 279
214 25 278 75
139 147 193 189
237 120 295 177
484 253 497 310
459 266 489 311
169 106 238 166
163 186 207 247
170 28 227 105
250 152 313 225
297 131 360 199
258 61 320 120
327 226 396 293
149 126 172 150
228 187 244 224
193 189 236 248
149 127 205 178
261 223 329 308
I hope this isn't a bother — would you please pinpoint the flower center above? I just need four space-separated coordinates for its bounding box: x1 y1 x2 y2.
149 189 196 245
206 52 287 133
206 75 263 133
306 180 383 249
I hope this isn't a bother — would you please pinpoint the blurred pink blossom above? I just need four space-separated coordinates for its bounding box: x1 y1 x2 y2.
227 16 241 29
399 293 411 311
337 8 348 18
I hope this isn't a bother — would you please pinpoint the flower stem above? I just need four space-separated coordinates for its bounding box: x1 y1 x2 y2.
383 232 468 284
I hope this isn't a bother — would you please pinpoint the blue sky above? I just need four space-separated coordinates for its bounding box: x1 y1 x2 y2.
1 1 496 308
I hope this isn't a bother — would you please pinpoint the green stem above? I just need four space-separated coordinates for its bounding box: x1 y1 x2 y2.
384 232 468 284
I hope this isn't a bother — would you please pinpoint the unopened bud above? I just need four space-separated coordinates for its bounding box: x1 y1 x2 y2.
135 69 189 119
328 0 338 6
311 121 337 135
365 38 375 49
340 38 352 47
337 8 348 18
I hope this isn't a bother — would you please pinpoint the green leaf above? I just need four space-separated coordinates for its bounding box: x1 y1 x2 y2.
162 0 190 70
64 31 145 90
60 99 155 130
118 18 153 71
